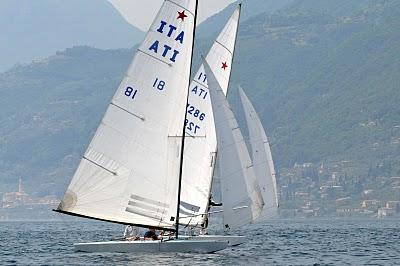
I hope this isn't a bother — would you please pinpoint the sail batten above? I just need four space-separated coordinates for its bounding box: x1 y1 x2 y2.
57 0 197 229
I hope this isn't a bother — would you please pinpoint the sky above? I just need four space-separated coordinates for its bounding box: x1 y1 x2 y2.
109 0 236 31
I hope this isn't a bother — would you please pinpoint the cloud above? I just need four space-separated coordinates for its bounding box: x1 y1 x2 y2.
109 0 236 31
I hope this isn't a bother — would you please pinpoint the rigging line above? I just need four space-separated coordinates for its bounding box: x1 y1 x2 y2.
175 0 199 239
181 206 249 219
168 133 206 138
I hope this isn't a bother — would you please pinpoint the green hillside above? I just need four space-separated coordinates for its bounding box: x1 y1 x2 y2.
0 47 133 195
0 0 399 200
232 0 400 175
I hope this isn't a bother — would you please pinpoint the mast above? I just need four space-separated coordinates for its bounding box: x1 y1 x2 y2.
175 0 199 239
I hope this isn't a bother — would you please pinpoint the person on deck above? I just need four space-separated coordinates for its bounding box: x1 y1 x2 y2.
124 225 140 241
200 194 222 235
144 228 162 240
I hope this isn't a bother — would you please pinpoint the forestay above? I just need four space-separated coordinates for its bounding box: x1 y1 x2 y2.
203 60 264 230
56 0 197 230
238 86 279 219
180 6 241 226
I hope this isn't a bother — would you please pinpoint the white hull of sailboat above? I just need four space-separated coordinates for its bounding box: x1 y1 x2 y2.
190 235 245 246
162 235 245 246
74 240 228 253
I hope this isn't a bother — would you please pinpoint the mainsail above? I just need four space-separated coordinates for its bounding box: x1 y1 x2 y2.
56 0 197 230
238 86 279 219
179 5 242 226
203 59 264 229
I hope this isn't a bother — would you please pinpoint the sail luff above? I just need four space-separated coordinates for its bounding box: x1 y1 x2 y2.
238 86 279 218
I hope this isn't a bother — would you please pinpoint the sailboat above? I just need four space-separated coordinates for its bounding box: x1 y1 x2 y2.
199 59 280 242
203 59 264 228
238 86 279 220
55 0 229 253
175 5 250 246
178 5 242 229
174 4 278 246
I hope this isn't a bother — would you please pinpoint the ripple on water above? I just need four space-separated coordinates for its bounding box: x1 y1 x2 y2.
0 219 399 265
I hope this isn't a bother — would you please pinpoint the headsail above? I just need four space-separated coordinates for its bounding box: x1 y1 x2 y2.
238 86 279 219
203 59 264 230
56 0 197 230
179 5 242 226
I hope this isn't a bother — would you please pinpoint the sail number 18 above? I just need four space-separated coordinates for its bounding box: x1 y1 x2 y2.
153 78 166 91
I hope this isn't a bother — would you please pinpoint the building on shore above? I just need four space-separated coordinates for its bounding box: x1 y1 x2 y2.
2 178 30 208
1 178 59 209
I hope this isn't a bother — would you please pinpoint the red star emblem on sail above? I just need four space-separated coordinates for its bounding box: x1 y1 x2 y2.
221 62 228 70
177 10 187 21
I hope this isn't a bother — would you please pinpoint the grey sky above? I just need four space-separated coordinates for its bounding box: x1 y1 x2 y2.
109 0 236 31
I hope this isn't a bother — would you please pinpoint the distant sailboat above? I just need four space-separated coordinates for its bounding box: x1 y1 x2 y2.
55 0 228 253
238 86 279 219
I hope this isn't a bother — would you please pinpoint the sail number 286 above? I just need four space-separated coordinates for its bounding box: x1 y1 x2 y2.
187 104 205 121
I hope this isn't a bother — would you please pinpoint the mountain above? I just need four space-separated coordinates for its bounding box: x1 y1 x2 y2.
283 0 379 17
231 0 400 172
198 0 295 37
0 0 144 72
1 0 399 201
0 46 133 195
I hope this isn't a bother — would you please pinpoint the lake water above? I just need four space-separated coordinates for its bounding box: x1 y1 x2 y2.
0 218 399 265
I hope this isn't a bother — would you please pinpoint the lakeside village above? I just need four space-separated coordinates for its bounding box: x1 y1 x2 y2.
1 162 400 221
278 161 400 218
0 178 59 220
